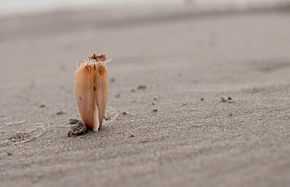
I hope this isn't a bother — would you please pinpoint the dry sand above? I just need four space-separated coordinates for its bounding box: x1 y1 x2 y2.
0 6 290 187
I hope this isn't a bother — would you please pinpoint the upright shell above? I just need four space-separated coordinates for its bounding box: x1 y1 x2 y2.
74 53 109 131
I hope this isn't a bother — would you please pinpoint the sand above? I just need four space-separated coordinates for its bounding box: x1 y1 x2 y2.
0 6 290 187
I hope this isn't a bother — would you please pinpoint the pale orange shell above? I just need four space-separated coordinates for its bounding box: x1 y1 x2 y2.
74 55 109 131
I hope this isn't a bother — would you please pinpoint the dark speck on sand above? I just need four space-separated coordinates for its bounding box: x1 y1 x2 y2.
39 104 46 108
137 85 147 90
220 96 234 103
56 111 65 115
68 118 79 124
129 134 135 138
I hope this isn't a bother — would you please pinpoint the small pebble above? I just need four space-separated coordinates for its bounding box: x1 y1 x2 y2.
130 89 136 93
200 98 204 101
68 118 79 124
129 134 135 138
56 111 65 115
152 102 156 106
229 113 233 117
122 111 128 115
39 104 46 108
220 96 227 103
115 94 121 98
137 85 147 90
7 152 12 156
220 96 234 103
153 97 158 101
152 109 158 113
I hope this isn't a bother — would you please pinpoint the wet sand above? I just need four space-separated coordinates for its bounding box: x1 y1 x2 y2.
0 6 290 187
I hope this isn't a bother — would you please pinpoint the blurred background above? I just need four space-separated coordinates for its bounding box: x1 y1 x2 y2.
1 0 290 187
1 0 289 15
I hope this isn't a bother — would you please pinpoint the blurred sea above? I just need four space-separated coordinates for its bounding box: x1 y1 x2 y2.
0 0 288 15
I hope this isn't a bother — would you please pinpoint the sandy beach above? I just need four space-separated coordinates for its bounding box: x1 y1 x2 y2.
0 5 290 187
